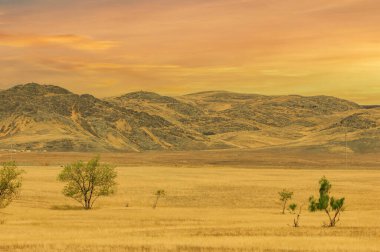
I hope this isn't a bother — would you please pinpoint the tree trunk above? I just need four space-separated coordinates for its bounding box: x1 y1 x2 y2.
293 217 299 227
87 199 91 210
325 209 334 227
282 200 287 214
153 196 159 209
84 198 91 210
293 206 302 227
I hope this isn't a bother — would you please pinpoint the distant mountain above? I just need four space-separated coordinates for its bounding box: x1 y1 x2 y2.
1 83 379 153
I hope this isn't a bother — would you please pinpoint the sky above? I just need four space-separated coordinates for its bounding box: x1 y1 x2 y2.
0 0 379 104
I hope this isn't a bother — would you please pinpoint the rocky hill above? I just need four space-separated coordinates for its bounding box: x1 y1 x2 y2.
1 83 379 153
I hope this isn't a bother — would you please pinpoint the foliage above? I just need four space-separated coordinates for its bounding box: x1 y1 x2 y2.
0 161 23 209
155 189 166 197
278 189 293 214
288 203 297 212
309 176 345 227
57 157 117 209
153 189 166 209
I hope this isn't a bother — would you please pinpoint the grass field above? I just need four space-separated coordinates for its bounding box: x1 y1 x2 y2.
1 159 380 251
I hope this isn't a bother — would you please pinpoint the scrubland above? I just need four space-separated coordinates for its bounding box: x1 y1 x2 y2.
1 159 379 251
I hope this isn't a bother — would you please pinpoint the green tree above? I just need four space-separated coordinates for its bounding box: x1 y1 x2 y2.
288 203 302 227
152 189 165 209
58 157 117 210
309 176 345 227
278 189 293 214
0 161 23 209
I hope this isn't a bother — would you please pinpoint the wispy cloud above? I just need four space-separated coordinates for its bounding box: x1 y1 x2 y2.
0 33 117 50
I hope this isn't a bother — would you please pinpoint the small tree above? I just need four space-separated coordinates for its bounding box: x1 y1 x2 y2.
152 189 165 209
58 157 117 210
0 161 23 209
278 189 293 214
309 176 345 227
288 203 302 227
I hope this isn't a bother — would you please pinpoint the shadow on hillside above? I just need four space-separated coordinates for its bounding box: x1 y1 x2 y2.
50 204 84 210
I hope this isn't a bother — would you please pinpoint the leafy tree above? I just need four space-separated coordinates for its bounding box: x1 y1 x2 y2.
58 157 117 210
0 161 23 209
152 189 165 209
288 203 302 227
309 176 345 227
278 189 293 214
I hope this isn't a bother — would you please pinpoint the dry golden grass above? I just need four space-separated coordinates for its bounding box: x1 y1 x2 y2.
0 162 379 251
1 149 380 168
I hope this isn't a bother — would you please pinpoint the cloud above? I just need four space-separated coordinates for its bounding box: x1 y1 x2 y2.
0 33 117 50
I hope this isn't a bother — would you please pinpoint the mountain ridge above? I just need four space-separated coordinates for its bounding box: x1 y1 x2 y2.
1 83 379 153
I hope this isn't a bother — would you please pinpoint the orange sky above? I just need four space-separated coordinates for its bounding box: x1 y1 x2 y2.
0 0 379 104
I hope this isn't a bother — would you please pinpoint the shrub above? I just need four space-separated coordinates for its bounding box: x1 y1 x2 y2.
0 161 23 209
288 203 302 227
309 176 345 227
153 189 165 209
278 189 293 214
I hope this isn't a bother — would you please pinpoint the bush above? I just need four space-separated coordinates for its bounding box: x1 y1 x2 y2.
0 161 23 209
152 189 165 209
278 189 293 214
288 203 302 227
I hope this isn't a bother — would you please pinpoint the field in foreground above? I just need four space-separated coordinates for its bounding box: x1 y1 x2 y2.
0 164 379 252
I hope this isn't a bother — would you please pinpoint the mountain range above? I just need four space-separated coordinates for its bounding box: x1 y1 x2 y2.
0 83 379 153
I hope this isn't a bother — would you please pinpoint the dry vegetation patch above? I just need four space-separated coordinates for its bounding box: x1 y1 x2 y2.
0 165 379 251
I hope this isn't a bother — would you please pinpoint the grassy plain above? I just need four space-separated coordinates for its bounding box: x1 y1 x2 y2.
0 151 379 251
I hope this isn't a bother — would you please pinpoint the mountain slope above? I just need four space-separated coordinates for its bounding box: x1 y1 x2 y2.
0 83 208 151
180 91 379 152
1 83 379 153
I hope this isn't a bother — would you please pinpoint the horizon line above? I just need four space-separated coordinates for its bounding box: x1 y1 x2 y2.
1 82 379 106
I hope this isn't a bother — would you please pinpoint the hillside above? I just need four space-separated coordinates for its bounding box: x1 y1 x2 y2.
1 83 379 153
0 84 208 151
